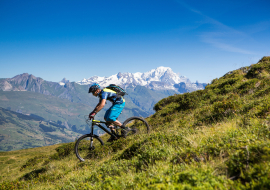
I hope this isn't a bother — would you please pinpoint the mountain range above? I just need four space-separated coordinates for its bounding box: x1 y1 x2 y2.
76 66 207 92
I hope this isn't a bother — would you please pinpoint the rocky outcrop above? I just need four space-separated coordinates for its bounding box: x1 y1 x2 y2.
1 81 13 91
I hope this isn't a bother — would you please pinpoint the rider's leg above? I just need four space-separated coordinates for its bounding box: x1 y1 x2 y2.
104 102 125 130
105 103 130 138
104 119 118 142
104 119 116 132
112 120 122 127
104 110 114 132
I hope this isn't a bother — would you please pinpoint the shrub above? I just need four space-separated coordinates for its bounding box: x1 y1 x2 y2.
237 79 259 95
154 90 205 112
50 142 75 160
20 155 46 170
226 144 270 182
20 167 47 180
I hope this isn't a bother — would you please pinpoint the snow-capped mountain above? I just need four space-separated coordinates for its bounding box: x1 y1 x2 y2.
59 78 69 86
77 66 207 92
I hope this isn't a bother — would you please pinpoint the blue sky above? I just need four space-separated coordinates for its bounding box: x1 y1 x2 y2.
0 0 270 83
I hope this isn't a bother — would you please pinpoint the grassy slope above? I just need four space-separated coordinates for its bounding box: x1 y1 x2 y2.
0 144 60 183
1 57 270 189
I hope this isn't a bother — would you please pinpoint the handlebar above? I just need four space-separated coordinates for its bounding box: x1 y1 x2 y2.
84 115 94 125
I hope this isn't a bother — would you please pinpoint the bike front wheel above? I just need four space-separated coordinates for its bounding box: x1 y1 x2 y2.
122 116 150 136
74 134 104 162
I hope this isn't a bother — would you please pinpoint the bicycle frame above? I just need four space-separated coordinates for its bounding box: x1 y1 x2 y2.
90 119 119 139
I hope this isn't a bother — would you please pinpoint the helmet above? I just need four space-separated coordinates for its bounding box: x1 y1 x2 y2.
88 83 100 93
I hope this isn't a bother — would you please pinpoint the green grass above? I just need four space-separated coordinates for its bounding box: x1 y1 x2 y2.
1 56 270 189
0 144 60 183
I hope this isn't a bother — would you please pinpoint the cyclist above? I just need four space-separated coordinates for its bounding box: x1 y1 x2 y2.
88 83 129 141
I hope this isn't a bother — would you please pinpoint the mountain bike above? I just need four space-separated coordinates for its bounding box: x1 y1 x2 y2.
74 116 150 162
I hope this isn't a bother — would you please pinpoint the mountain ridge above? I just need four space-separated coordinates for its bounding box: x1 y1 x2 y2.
76 66 207 92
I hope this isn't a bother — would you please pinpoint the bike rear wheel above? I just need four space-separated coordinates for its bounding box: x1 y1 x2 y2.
74 134 104 162
122 117 150 136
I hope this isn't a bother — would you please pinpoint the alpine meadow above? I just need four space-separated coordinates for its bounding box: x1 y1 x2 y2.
2 56 270 189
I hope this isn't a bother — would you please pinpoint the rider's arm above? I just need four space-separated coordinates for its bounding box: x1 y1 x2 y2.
93 99 106 113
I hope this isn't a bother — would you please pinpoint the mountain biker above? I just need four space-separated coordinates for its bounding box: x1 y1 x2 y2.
88 83 129 142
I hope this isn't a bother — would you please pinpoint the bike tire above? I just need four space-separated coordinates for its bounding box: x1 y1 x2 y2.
74 134 104 162
122 116 150 136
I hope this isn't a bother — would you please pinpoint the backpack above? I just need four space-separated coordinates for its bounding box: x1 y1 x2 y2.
104 84 128 97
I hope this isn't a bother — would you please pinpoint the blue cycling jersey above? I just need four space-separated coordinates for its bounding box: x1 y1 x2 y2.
98 89 125 104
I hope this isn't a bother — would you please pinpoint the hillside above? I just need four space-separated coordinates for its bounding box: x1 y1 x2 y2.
1 56 270 189
0 107 83 151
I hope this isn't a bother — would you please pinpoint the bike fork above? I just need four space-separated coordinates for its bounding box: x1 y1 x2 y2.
88 136 95 150
90 136 93 147
89 125 95 149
